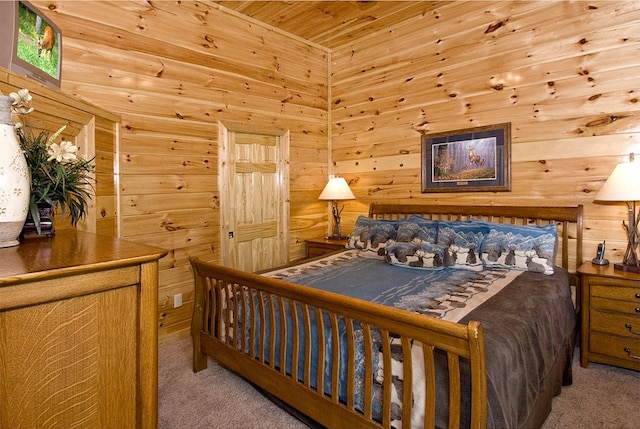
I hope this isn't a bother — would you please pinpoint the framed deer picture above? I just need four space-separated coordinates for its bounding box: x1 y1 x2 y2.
421 123 511 193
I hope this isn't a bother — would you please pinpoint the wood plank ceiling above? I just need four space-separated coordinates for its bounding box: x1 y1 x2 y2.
213 1 449 50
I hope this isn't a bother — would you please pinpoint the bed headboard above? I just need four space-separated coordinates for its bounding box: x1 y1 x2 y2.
369 203 584 279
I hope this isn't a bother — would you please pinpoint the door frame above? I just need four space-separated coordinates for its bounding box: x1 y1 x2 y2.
218 121 290 269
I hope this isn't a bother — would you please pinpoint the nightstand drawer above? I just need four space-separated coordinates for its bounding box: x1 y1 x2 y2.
305 238 348 259
590 309 640 337
579 262 640 371
591 296 640 315
590 332 640 367
591 284 640 301
308 246 340 258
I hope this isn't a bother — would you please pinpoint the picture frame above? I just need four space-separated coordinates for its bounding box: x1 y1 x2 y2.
421 122 511 193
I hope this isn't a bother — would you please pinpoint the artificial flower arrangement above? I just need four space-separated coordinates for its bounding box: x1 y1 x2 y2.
9 88 95 234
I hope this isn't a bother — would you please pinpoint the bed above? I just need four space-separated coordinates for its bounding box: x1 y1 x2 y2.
190 203 583 429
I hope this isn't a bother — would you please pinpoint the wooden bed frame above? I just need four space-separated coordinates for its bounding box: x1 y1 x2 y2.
191 204 583 429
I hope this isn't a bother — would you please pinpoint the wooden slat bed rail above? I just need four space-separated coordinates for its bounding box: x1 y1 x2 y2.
191 204 583 429
191 258 488 429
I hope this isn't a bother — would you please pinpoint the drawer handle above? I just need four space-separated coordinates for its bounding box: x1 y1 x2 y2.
636 293 640 299
636 307 640 313
625 323 640 335
624 347 640 360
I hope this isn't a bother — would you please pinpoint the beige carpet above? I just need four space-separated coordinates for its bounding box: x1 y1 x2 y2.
159 338 639 429
159 338 309 429
540 353 639 429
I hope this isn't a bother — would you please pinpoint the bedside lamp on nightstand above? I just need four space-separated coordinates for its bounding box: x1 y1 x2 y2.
318 176 355 240
595 153 640 273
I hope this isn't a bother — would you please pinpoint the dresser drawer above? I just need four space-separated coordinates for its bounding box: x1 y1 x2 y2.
590 309 640 337
591 284 640 301
590 331 640 367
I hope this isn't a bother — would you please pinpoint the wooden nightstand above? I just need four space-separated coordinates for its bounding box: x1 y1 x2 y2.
305 237 348 259
578 262 640 371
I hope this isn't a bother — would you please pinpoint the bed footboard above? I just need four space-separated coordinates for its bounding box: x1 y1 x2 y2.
190 258 487 429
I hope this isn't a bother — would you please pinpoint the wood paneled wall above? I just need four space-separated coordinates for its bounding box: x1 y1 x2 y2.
0 67 119 235
331 1 640 271
26 1 640 343
30 1 329 343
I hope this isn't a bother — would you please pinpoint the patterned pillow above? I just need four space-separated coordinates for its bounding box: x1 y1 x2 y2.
479 222 557 275
436 221 489 271
385 242 445 270
347 216 399 257
395 217 438 244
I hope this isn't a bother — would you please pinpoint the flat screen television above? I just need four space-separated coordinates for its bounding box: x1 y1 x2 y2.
0 0 62 89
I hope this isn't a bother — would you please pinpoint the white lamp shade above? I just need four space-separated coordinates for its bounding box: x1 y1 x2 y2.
318 177 355 201
595 156 640 202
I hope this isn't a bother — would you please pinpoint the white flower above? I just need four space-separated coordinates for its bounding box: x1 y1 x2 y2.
10 88 32 105
9 89 34 115
47 140 79 162
11 105 34 115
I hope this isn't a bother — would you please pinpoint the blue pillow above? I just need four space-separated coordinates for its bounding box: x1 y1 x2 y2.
385 242 445 270
436 221 489 271
479 222 557 275
347 216 400 257
395 216 438 244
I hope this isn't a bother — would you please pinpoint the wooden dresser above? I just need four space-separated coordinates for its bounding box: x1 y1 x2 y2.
0 231 166 429
578 262 640 371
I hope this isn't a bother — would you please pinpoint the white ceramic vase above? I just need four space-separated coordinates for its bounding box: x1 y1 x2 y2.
0 95 30 247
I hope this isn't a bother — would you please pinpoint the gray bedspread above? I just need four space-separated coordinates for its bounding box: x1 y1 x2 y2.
457 267 576 428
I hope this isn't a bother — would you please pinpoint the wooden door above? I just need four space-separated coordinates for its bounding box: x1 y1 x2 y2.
219 125 289 272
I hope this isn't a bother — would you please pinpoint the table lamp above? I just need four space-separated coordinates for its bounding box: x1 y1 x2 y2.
594 153 640 273
318 176 355 240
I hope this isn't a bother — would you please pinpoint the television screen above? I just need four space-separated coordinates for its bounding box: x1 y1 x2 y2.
17 1 61 80
0 1 62 88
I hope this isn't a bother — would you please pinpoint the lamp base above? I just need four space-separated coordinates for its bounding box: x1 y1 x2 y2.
613 262 640 274
325 235 348 241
